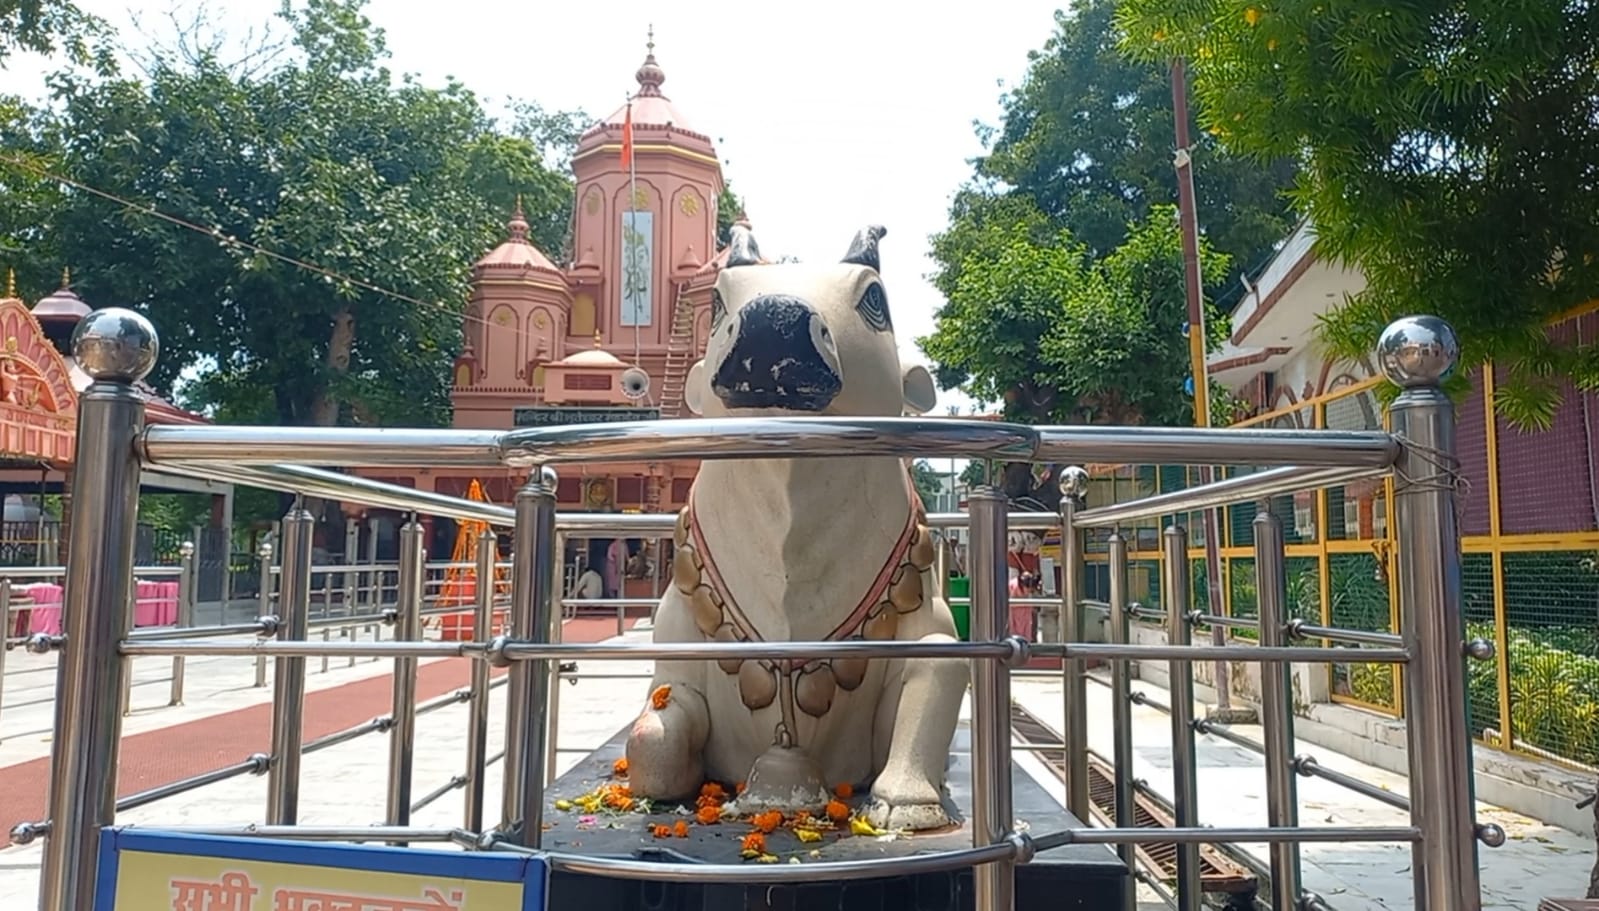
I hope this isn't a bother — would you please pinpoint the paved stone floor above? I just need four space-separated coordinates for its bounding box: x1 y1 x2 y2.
1 622 1591 909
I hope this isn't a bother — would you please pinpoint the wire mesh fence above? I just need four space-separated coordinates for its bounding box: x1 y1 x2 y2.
1075 322 1599 771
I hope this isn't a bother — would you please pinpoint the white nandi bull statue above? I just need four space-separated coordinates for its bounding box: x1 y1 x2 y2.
625 224 967 832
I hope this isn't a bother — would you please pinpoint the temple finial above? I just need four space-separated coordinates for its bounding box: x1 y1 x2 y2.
593 330 603 349
647 23 654 54
61 266 70 288
6 269 15 298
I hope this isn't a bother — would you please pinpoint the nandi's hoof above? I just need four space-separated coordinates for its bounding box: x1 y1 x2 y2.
867 772 953 831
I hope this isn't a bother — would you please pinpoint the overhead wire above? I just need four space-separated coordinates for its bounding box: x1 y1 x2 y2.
0 151 509 336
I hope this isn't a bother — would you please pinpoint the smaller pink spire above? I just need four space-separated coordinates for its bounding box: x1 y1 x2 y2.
508 195 530 241
635 25 665 98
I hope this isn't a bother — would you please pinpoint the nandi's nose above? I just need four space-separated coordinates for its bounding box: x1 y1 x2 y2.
712 294 843 412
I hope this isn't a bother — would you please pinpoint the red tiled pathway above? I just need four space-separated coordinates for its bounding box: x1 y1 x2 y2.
0 615 634 847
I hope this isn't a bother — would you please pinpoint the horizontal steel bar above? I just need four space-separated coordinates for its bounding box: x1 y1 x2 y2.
1293 755 1411 812
1034 825 1419 848
119 640 477 659
1193 718 1264 755
1291 622 1403 648
117 758 267 813
496 639 1016 662
553 513 678 535
144 427 507 467
505 841 1018 883
1035 426 1400 469
130 825 470 842
165 461 515 526
0 565 180 580
499 416 1039 466
562 599 659 609
926 511 1060 531
126 622 269 642
1033 643 1410 664
1074 465 1385 527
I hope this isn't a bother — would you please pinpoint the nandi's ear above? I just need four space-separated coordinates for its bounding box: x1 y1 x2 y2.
901 363 937 415
841 225 887 272
684 360 707 415
726 224 762 268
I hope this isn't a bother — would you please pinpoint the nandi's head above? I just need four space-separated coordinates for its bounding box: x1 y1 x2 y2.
685 224 938 419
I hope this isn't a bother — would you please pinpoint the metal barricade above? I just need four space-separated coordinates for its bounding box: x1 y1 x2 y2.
23 310 1498 911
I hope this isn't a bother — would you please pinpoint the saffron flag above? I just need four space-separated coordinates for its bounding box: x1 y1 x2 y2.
620 103 634 169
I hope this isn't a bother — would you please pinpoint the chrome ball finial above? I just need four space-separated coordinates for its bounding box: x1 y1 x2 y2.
1377 315 1458 389
71 307 159 383
1058 465 1090 499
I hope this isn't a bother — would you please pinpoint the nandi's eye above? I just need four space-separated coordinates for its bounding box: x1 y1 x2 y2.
710 290 727 331
856 283 891 332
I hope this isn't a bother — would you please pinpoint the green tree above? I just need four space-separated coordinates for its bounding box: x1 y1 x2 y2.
972 0 1296 294
716 182 745 249
921 201 1230 427
42 0 572 430
1117 0 1599 427
910 459 946 508
0 0 112 71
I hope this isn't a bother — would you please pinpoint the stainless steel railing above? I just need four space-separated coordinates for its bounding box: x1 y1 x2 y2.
28 310 1490 911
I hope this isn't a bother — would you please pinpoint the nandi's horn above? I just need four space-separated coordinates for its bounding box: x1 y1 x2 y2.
841 225 887 272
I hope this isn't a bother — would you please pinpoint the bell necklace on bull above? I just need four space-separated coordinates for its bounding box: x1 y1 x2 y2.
640 222 957 823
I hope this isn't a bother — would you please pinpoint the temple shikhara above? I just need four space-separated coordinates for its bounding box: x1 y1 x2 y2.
357 37 735 594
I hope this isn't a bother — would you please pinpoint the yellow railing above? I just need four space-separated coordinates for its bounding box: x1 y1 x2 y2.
1082 351 1599 772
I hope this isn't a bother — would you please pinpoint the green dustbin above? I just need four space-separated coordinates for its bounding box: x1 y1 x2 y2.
946 576 971 641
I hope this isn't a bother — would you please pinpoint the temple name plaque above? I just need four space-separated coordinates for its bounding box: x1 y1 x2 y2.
94 828 547 911
512 406 659 428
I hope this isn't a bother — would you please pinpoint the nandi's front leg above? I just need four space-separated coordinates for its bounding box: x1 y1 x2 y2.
625 590 712 801
867 580 968 831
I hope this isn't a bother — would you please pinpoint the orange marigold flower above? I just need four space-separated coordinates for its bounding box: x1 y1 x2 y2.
695 804 722 825
650 685 672 711
740 832 766 854
833 783 853 799
673 820 690 838
613 757 629 777
825 800 850 822
700 781 727 800
751 811 783 834
650 824 672 839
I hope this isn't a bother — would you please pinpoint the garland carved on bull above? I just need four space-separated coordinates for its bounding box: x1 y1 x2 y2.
625 224 967 832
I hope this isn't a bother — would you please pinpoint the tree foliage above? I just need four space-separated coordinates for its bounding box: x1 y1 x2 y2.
26 0 573 429
919 0 1296 448
1117 0 1599 428
972 0 1295 296
0 0 112 71
910 459 947 508
922 201 1231 427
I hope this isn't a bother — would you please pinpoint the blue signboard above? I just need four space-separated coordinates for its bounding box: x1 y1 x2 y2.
95 827 547 911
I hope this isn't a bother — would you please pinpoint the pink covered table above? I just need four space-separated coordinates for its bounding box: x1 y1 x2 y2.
17 583 64 636
9 580 178 635
134 580 180 627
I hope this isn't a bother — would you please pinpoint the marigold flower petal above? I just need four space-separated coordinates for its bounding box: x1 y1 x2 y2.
833 783 853 799
825 800 850 822
650 685 672 711
613 758 629 777
673 820 690 838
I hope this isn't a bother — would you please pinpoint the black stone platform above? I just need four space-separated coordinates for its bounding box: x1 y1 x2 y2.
539 721 1128 910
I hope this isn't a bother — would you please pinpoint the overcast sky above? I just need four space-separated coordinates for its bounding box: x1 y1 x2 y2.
0 0 1068 420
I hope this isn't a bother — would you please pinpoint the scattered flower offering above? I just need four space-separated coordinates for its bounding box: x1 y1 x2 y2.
650 685 672 710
